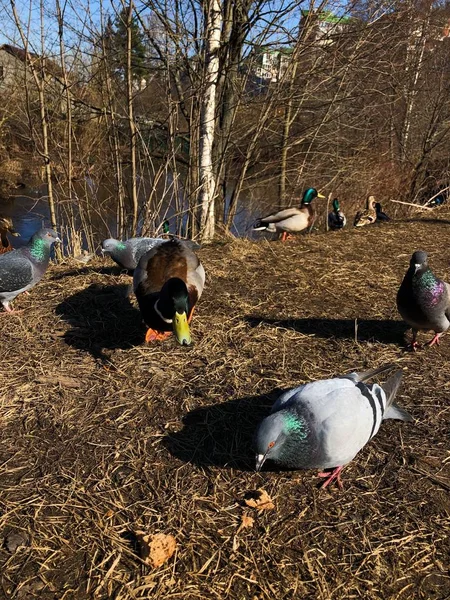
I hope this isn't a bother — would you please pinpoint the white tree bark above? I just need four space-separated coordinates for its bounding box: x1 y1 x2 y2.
199 0 222 242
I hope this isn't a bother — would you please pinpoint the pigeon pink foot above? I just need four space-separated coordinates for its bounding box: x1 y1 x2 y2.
427 333 442 347
317 466 344 490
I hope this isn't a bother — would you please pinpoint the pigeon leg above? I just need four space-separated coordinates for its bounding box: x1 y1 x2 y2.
427 332 442 347
145 328 172 343
2 302 14 313
409 329 420 351
317 466 344 490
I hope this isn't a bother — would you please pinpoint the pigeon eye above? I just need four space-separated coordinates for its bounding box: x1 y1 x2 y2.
268 441 275 449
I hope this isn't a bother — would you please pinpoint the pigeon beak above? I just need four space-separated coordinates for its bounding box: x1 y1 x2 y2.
255 453 267 472
55 237 62 244
414 263 421 273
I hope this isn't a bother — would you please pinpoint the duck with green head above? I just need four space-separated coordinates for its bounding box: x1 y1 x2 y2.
328 199 346 230
133 238 205 345
253 187 325 241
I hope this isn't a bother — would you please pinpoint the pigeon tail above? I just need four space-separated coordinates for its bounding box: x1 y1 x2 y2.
381 369 412 422
382 369 403 407
347 363 396 383
384 403 413 422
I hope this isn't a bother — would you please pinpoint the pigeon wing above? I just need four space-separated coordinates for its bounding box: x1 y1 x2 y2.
0 251 34 292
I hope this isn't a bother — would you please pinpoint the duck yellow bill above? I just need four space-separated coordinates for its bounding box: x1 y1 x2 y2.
173 311 191 346
317 192 326 199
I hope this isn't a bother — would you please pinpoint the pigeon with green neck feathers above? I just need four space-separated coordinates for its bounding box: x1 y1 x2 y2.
255 364 412 489
0 228 60 312
328 199 346 230
101 237 165 271
397 250 450 349
253 187 325 241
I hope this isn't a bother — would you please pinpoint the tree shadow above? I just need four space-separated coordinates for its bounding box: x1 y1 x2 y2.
164 390 283 471
245 316 408 345
55 283 144 360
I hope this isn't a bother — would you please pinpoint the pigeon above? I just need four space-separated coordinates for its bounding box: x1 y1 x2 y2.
101 237 165 271
0 228 60 312
328 199 346 230
255 364 412 489
253 188 325 242
397 250 450 349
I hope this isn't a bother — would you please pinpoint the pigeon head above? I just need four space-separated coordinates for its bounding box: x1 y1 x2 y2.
31 228 60 247
255 410 308 471
102 238 126 255
28 228 60 261
410 250 428 274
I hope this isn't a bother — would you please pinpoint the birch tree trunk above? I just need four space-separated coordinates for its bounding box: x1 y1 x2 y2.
199 0 222 242
126 1 139 235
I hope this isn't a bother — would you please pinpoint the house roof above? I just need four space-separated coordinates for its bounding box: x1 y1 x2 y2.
0 44 64 79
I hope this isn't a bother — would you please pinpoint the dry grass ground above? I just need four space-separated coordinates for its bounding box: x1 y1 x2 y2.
0 212 449 600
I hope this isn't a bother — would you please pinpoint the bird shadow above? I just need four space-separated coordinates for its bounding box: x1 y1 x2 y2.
55 283 144 360
51 265 128 280
164 390 283 471
245 316 408 345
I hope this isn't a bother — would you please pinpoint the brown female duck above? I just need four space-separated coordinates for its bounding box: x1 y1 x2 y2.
0 217 19 253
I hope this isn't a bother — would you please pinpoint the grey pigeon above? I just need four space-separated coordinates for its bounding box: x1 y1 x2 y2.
101 237 165 271
397 250 450 349
0 228 60 312
102 236 201 271
255 364 412 489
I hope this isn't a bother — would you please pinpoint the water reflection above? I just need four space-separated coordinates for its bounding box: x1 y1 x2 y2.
0 191 50 247
0 183 282 250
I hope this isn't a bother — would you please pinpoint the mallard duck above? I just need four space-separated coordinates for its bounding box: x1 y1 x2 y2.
0 217 20 253
375 202 390 222
253 188 325 241
354 196 377 227
133 238 205 345
328 199 346 230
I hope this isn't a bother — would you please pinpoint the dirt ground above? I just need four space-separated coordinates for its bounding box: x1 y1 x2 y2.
0 211 449 599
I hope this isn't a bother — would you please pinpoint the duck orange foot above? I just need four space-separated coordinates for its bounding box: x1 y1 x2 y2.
145 328 172 343
280 233 294 242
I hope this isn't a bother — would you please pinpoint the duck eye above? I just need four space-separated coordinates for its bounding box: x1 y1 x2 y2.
268 441 275 449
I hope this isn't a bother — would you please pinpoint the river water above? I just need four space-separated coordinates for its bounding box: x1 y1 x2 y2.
0 185 284 251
